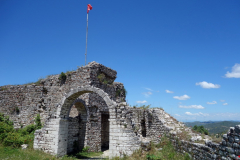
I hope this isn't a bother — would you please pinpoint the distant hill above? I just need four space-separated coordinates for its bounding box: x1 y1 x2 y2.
184 121 240 134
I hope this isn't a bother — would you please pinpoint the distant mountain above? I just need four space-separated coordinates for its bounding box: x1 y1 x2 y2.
184 121 240 134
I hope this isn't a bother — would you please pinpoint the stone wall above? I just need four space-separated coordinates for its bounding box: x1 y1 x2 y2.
2 61 239 159
168 125 240 160
0 61 125 128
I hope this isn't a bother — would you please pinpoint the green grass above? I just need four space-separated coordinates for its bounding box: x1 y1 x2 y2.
0 112 191 160
0 145 79 160
111 136 191 160
0 144 104 160
75 151 103 159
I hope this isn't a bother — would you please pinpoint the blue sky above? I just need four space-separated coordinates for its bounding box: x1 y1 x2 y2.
1 0 240 122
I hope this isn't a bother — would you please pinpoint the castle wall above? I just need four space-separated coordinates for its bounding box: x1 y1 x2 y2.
2 61 237 159
168 125 240 160
0 62 124 129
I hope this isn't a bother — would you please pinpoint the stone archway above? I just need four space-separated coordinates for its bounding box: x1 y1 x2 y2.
34 86 117 157
67 98 88 153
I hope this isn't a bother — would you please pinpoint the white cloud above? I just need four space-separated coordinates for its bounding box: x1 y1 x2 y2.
199 112 210 116
142 92 152 97
207 101 217 104
185 112 209 116
223 103 228 105
136 100 147 104
196 81 220 89
145 88 153 91
185 112 197 116
173 94 190 100
175 114 180 116
220 100 225 102
225 63 240 78
179 105 204 109
166 90 174 93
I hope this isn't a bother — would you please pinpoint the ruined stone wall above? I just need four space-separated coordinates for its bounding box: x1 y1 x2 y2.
108 103 172 157
4 61 238 159
0 62 125 128
168 125 240 160
0 62 128 156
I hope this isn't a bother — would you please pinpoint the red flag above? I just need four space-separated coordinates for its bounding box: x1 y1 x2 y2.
87 4 92 13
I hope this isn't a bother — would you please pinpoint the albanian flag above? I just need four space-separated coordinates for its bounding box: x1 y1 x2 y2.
87 4 92 13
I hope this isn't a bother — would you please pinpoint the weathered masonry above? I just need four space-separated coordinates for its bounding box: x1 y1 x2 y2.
1 61 240 159
0 62 170 157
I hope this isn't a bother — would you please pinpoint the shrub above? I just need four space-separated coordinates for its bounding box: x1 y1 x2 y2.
20 124 36 136
0 113 13 126
139 105 151 110
97 73 105 82
115 89 121 97
82 146 90 152
0 112 42 149
59 72 67 81
123 87 127 96
3 132 23 147
103 79 108 84
35 113 42 129
0 122 14 142
15 107 20 114
192 125 209 135
35 78 44 85
184 153 191 160
146 154 160 160
0 87 7 91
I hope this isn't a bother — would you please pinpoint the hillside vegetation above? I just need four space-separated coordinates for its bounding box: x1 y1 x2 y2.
0 112 191 160
185 121 240 134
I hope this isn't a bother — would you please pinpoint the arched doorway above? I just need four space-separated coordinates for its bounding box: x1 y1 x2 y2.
101 112 109 151
34 86 116 157
67 100 88 153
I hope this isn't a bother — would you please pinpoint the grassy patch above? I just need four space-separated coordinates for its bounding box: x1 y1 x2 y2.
111 136 191 160
75 151 103 159
0 145 78 160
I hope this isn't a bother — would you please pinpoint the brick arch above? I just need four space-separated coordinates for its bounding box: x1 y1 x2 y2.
67 98 89 119
56 86 116 156
59 86 114 119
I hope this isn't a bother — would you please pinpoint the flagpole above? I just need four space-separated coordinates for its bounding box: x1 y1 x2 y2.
85 13 89 65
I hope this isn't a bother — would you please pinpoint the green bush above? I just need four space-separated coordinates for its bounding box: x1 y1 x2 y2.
82 146 90 152
15 107 20 113
97 73 105 82
35 113 42 129
123 87 127 96
146 154 160 160
20 124 36 136
0 122 14 142
0 112 42 148
192 125 209 135
3 132 23 147
0 114 13 126
184 153 191 160
59 72 67 81
35 78 43 85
